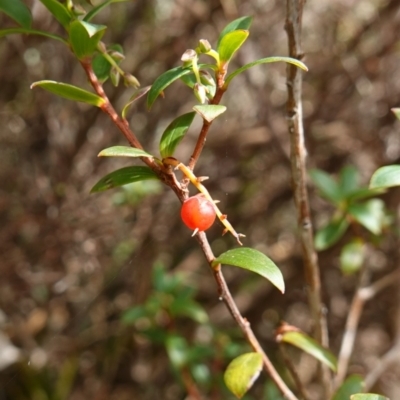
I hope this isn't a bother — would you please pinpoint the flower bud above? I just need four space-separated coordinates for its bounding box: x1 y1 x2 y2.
110 67 120 87
198 39 211 53
123 73 140 88
194 83 207 104
110 51 125 61
181 49 197 67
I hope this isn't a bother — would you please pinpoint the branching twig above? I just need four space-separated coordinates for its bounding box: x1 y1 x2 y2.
285 0 331 395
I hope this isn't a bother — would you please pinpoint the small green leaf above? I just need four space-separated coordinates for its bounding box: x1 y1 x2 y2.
0 28 67 44
315 217 349 251
279 331 337 372
121 86 151 119
169 298 208 324
213 248 284 293
217 16 253 48
346 187 386 202
121 306 147 324
348 199 385 235
193 105 226 123
90 166 159 193
98 146 154 158
370 165 400 189
339 166 359 197
392 107 400 120
39 0 72 28
0 0 32 28
84 0 131 21
147 66 192 109
69 20 106 59
351 395 389 400
225 56 308 86
340 239 365 275
31 80 105 107
310 169 343 204
159 112 196 158
332 375 365 400
92 53 112 81
166 335 188 369
224 352 262 399
218 30 249 64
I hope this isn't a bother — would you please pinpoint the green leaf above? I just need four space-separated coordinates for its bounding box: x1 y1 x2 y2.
39 0 72 28
340 239 365 275
218 30 249 64
159 112 196 158
331 375 365 400
212 247 284 293
279 331 337 372
225 56 308 86
392 107 400 120
147 66 192 109
217 16 253 48
166 335 188 369
351 395 389 400
193 105 226 123
121 306 147 324
92 53 112 81
339 166 359 197
0 28 67 44
0 0 32 28
348 199 385 235
315 217 349 251
84 0 130 21
122 86 151 119
169 298 208 324
346 187 386 202
31 80 105 107
224 352 262 399
310 169 343 204
90 166 159 193
69 20 106 59
98 146 154 158
370 165 400 189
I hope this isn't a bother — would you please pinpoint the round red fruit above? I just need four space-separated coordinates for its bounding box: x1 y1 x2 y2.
181 194 216 232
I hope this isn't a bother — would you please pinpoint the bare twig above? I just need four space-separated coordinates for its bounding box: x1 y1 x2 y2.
285 0 331 395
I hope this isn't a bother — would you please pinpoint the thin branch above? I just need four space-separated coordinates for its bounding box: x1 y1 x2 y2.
285 0 331 395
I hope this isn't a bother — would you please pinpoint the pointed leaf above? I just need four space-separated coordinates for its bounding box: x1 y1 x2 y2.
212 248 284 293
69 20 106 59
279 331 337 372
225 56 308 86
310 169 343 204
0 28 67 44
370 165 400 189
159 112 196 158
39 0 72 28
346 187 386 202
0 0 32 28
193 105 226 123
122 86 151 119
315 217 349 251
224 352 262 399
84 0 130 21
339 166 359 197
332 375 365 400
340 239 365 275
391 107 400 120
218 30 249 64
348 199 386 235
98 146 154 158
92 53 112 82
217 16 253 47
90 166 159 193
351 395 389 400
31 80 105 107
147 66 192 109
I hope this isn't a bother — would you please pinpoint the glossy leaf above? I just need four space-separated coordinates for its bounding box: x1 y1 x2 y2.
348 199 385 235
0 0 32 28
351 395 389 400
225 56 308 86
392 107 400 120
340 239 365 275
193 105 226 123
69 20 106 59
122 86 151 119
224 352 262 399
370 165 400 189
279 331 337 372
39 0 72 28
331 375 365 400
90 166 159 193
159 112 196 158
98 146 154 159
212 247 284 293
166 336 188 369
0 28 67 44
310 168 343 204
92 53 112 81
218 30 249 64
31 80 105 107
147 66 192 109
217 16 252 47
315 217 349 251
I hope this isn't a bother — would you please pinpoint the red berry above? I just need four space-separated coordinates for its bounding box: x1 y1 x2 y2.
181 194 216 232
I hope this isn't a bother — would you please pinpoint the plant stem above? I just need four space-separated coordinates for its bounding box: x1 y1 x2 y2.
285 0 331 395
